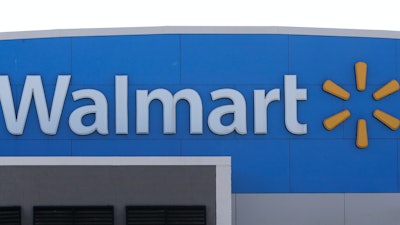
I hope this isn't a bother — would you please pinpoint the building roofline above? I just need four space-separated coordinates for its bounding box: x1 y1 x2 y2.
1 26 400 40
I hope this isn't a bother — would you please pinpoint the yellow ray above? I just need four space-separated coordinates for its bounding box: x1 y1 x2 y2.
323 80 350 100
356 119 368 149
323 109 351 130
373 80 400 100
355 62 367 91
373 109 400 130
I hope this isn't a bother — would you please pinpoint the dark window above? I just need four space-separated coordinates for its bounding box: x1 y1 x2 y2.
33 206 113 225
0 206 21 225
126 206 206 225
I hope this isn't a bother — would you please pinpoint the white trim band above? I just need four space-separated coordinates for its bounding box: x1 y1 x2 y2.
0 156 230 166
1 26 400 40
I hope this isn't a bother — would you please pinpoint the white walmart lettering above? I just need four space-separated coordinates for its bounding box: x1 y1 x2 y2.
0 75 307 135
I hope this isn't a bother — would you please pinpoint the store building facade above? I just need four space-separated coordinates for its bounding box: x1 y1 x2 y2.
0 27 400 225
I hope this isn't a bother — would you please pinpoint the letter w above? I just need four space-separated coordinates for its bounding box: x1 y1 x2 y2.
0 75 70 135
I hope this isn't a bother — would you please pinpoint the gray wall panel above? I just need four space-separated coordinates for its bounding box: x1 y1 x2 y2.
345 194 400 225
235 193 400 225
232 194 236 225
0 166 216 225
236 194 344 225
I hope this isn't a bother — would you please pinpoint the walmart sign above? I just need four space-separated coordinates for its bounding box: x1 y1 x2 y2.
0 75 307 135
1 30 400 193
1 62 399 149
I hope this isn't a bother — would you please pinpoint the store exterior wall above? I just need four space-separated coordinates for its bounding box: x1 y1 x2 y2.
0 157 231 225
0 27 400 225
0 165 216 225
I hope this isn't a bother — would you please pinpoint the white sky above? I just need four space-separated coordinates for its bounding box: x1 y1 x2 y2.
0 0 399 32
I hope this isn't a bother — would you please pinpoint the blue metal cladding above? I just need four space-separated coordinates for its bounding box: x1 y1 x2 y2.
0 33 399 193
290 140 397 193
181 34 288 85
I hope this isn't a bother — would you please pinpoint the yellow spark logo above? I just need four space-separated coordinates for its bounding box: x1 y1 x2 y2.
322 62 400 149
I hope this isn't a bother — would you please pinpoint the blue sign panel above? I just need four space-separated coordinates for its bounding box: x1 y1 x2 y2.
0 31 399 193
